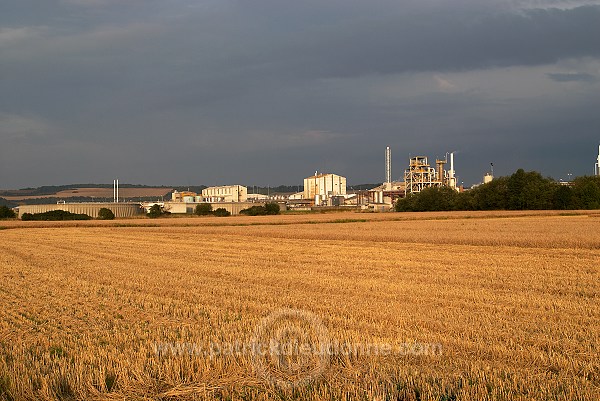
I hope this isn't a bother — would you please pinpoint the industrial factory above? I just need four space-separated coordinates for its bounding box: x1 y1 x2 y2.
154 185 255 215
11 144 600 218
153 147 463 212
12 148 464 217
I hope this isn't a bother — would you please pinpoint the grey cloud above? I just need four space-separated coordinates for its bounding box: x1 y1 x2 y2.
2 1 600 188
547 72 598 82
258 5 600 79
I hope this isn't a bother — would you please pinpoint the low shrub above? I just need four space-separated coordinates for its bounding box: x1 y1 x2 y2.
213 208 231 217
0 206 16 219
240 203 280 216
20 210 92 221
195 203 213 216
97 208 115 220
147 204 170 218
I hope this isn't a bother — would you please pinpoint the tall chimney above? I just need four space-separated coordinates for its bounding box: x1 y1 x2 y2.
116 179 119 203
449 152 456 189
385 146 392 184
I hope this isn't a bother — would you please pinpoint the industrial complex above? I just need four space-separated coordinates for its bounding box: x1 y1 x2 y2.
11 145 600 218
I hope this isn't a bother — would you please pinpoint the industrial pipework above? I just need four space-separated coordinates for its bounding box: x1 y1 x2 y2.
403 152 458 195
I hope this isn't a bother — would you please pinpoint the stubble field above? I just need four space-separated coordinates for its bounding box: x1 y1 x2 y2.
0 211 599 400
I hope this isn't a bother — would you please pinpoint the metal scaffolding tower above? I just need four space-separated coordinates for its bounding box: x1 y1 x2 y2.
404 156 443 195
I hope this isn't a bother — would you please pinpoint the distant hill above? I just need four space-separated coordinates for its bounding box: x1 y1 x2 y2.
0 184 176 205
0 184 177 197
0 197 16 208
348 183 382 191
246 185 303 195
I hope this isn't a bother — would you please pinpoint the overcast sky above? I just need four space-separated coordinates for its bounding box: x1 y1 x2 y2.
1 0 600 188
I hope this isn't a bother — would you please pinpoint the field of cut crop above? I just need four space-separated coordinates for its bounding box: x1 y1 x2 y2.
1 212 599 400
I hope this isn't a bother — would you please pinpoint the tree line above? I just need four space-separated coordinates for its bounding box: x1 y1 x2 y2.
396 169 600 212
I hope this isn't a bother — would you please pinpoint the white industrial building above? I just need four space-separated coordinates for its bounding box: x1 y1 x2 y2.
202 185 248 202
596 145 600 176
247 193 269 201
303 173 346 203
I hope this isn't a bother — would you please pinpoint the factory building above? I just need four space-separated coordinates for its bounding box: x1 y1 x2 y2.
303 173 346 202
368 146 405 207
202 185 248 202
161 201 259 215
369 182 405 207
404 153 458 195
18 203 143 219
171 190 198 202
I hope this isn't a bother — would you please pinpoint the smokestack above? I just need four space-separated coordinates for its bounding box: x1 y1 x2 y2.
448 152 456 189
436 159 445 184
113 179 116 203
385 146 392 184
116 179 119 203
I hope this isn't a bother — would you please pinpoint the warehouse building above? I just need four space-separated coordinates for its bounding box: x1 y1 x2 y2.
202 185 248 202
303 173 346 201
162 201 260 215
18 203 143 219
171 190 198 202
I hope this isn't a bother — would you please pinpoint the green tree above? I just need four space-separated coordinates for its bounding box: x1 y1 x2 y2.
507 168 527 210
395 168 571 212
264 202 280 215
571 176 600 209
471 177 508 210
213 208 231 217
195 203 213 216
395 194 417 212
97 208 115 220
147 204 163 218
0 206 16 219
240 206 267 216
395 187 459 212
20 210 91 221
416 187 459 211
504 170 558 210
552 185 573 210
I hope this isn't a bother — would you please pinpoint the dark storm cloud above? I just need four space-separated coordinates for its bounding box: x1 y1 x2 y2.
547 72 597 82
1 0 600 187
240 4 600 79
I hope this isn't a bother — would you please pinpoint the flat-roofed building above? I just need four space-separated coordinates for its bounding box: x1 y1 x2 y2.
171 190 197 201
303 173 346 200
202 185 248 202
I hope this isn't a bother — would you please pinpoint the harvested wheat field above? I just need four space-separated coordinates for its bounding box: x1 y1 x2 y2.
0 211 599 400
